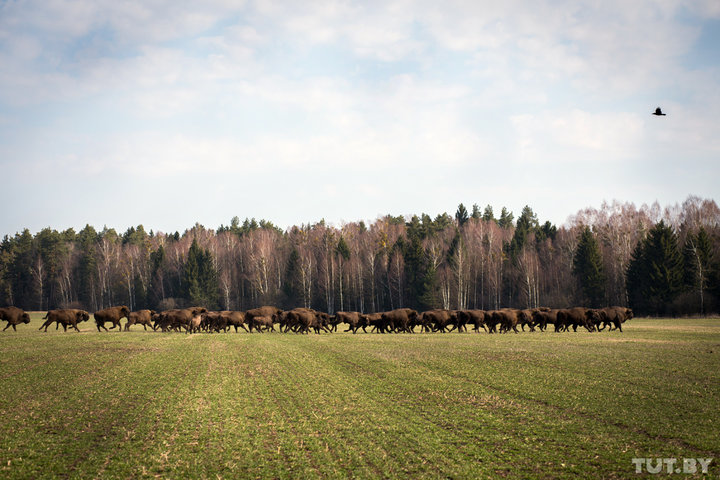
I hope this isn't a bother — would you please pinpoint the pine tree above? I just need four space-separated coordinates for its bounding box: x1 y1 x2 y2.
646 221 684 314
76 225 98 310
184 239 219 309
627 221 684 315
403 223 432 310
572 226 606 307
455 203 469 227
626 237 648 313
482 205 495 223
9 229 36 310
283 247 302 308
498 207 514 228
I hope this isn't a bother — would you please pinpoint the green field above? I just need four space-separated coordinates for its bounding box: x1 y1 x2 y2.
0 315 718 479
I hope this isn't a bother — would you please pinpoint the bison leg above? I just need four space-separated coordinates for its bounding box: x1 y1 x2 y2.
2 323 9 331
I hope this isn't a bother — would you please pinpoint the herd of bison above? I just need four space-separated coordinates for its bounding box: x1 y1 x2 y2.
0 304 632 334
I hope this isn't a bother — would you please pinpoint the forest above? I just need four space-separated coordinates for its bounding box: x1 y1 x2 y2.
1 196 718 317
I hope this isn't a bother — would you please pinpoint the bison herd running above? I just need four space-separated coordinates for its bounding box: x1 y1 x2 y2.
0 305 633 334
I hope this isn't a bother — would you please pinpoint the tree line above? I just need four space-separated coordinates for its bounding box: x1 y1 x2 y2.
1 196 719 316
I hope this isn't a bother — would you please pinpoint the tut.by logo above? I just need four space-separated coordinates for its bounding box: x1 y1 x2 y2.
632 458 713 474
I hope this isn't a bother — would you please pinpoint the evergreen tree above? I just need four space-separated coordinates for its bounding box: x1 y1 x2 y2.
403 226 433 310
149 245 167 307
482 205 495 223
0 236 13 305
433 213 454 231
498 207 514 228
76 225 98 310
572 226 606 307
35 228 65 309
471 203 481 219
184 239 219 309
646 221 684 313
626 221 684 315
537 221 558 242
455 203 469 227
283 247 302 308
10 229 36 310
626 237 648 313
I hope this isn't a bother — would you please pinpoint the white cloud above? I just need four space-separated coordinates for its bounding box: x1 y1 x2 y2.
0 1 718 235
511 110 645 163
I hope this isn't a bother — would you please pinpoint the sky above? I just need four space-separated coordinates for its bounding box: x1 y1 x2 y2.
1 0 719 237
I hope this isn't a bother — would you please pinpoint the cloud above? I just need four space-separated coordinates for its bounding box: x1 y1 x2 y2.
511 109 645 164
0 1 718 236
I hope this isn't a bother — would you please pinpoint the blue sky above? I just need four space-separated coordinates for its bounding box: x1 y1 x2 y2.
1 0 719 236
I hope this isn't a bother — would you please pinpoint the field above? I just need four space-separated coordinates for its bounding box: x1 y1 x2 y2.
0 315 718 479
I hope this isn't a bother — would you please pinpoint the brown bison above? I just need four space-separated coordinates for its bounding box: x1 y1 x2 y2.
154 307 208 332
280 308 325 334
555 307 596 332
455 310 486 333
382 308 419 333
39 309 90 332
419 309 456 333
361 313 385 333
250 315 276 332
492 309 521 334
245 306 282 332
531 308 559 331
188 314 204 333
0 306 31 332
124 309 157 331
597 306 633 332
94 306 130 332
336 311 368 334
221 310 249 333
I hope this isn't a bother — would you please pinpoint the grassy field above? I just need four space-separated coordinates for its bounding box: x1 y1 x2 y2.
0 315 718 479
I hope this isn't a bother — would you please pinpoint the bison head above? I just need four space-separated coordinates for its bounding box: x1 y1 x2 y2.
22 313 31 324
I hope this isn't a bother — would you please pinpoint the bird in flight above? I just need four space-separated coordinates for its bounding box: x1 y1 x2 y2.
652 107 666 116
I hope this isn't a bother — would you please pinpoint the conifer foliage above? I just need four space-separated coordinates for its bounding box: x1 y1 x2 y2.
572 226 606 307
626 221 685 315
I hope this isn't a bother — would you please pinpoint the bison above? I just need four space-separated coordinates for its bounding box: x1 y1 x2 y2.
419 309 456 333
336 311 368 334
221 310 249 333
0 306 31 332
597 306 633 332
250 315 276 332
124 309 157 331
555 307 595 332
455 310 486 333
39 309 90 332
154 307 207 332
280 308 325 334
531 309 558 331
94 305 130 332
245 306 282 332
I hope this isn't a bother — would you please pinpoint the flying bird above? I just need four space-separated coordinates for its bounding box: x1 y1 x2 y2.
652 107 666 116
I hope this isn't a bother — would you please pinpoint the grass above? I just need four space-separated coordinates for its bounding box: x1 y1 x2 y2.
0 315 718 479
